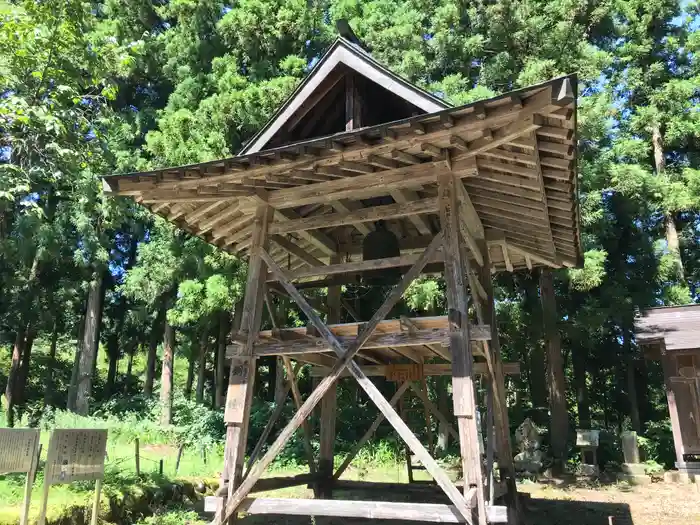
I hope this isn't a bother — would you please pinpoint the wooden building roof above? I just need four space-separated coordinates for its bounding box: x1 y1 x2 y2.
103 42 581 279
634 305 700 352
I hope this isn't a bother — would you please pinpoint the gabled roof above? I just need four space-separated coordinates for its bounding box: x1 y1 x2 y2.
103 75 581 275
240 37 450 154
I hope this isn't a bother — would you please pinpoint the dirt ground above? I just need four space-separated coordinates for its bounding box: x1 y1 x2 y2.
238 478 700 525
521 479 700 525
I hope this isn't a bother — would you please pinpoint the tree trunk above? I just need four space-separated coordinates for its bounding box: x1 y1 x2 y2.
67 309 86 411
106 335 119 397
160 317 176 425
17 329 35 404
75 273 105 415
524 276 547 424
539 270 569 475
185 338 197 399
572 344 591 429
652 123 685 281
144 306 165 397
196 330 208 404
4 327 27 427
215 311 230 409
44 317 60 406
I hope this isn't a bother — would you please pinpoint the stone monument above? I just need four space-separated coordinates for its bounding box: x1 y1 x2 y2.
576 429 599 476
514 418 543 475
618 431 651 484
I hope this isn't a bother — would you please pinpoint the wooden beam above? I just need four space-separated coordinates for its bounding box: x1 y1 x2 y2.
206 497 508 523
438 172 487 525
475 242 521 525
501 243 513 272
309 362 521 378
391 190 433 235
275 208 336 256
409 382 459 442
330 200 371 235
244 362 300 476
244 326 491 358
219 204 273 524
184 201 225 224
333 381 411 480
281 356 317 477
270 235 326 267
530 132 557 255
266 250 443 282
269 197 438 235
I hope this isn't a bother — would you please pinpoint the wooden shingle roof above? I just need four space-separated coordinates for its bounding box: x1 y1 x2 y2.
634 305 700 352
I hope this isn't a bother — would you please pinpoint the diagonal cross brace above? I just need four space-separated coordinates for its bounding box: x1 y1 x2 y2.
216 233 473 525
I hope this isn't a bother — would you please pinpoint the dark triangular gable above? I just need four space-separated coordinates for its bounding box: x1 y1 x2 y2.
241 37 450 154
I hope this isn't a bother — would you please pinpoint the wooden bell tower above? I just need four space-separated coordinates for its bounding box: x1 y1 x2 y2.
103 32 581 525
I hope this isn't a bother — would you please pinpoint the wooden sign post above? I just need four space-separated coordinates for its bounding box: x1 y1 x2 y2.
0 428 41 525
37 429 108 525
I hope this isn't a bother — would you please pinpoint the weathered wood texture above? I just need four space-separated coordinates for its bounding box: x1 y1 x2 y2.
438 172 487 525
204 497 508 523
216 236 454 524
308 362 521 377
634 304 700 352
103 76 580 274
219 205 273 524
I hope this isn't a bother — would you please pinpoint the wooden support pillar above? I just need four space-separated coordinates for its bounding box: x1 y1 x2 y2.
438 172 487 525
218 204 273 524
319 255 341 498
476 242 522 525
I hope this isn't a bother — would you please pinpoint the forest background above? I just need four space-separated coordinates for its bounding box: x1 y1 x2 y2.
1 0 700 479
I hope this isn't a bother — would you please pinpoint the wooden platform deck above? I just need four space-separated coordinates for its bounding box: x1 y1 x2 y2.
227 315 495 368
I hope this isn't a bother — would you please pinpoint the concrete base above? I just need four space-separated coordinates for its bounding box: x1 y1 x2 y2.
664 470 698 484
617 472 651 485
621 463 646 475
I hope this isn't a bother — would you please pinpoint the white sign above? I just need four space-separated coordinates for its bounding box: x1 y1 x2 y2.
576 429 600 447
44 429 107 484
0 428 40 474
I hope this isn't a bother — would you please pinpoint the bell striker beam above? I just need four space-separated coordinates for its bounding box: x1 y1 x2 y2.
218 204 273 524
437 172 487 525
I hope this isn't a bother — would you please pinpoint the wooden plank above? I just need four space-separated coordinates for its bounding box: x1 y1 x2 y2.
269 235 326 268
309 362 521 378
275 208 336 256
217 236 446 524
267 251 443 282
333 381 410 480
269 197 438 234
330 200 371 235
530 132 557 254
206 497 508 523
244 326 491 358
263 157 474 209
438 172 487 525
391 190 433 235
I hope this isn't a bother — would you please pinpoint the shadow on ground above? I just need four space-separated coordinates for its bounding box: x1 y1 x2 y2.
525 496 632 525
234 483 635 525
